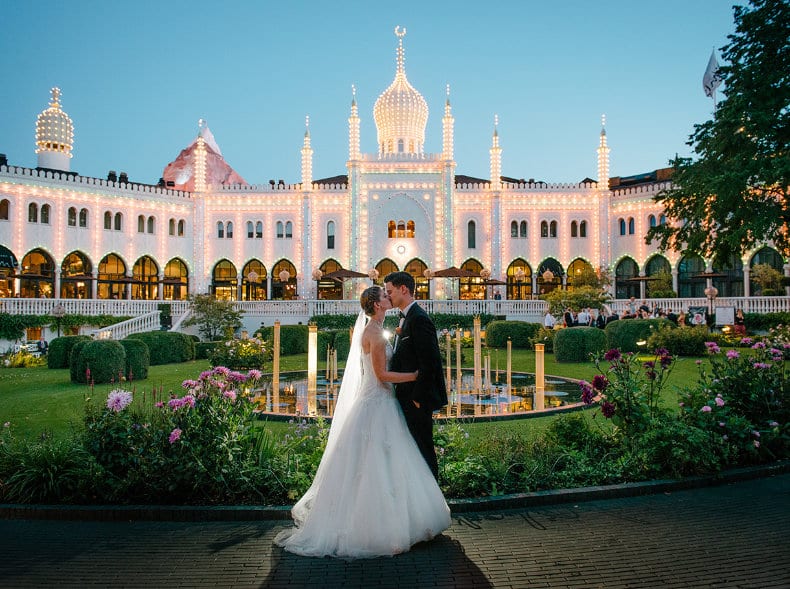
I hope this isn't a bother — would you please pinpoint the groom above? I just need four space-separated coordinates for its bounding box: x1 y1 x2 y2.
384 271 447 479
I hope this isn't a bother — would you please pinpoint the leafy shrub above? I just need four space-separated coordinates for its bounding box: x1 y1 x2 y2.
3 350 47 368
529 326 556 353
309 314 357 330
431 313 494 331
743 312 790 332
647 325 709 356
485 320 541 348
120 338 150 380
195 341 220 360
554 327 608 362
126 331 194 365
70 340 126 384
209 337 267 370
605 318 672 353
47 335 91 369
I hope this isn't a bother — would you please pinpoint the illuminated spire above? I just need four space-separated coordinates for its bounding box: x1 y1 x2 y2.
490 115 502 190
302 115 313 189
597 114 610 188
349 84 360 161
193 119 207 192
442 84 454 160
36 87 74 171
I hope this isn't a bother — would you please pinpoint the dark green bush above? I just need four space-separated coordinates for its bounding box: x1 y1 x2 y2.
605 319 672 353
742 312 790 332
647 325 709 356
70 340 126 384
554 327 608 362
257 324 309 356
47 335 91 369
120 339 150 380
309 314 357 330
126 331 194 365
195 341 220 360
485 320 541 348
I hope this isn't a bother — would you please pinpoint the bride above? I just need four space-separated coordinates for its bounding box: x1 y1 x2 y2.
274 285 451 558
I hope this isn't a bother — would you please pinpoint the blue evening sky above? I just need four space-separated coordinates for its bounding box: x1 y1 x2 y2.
0 0 736 185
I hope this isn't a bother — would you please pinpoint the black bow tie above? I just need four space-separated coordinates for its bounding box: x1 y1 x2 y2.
398 311 406 319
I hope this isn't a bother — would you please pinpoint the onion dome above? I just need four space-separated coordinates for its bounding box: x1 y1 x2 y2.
35 88 74 169
373 26 428 157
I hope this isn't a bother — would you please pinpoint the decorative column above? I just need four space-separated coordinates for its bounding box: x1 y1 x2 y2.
473 316 482 393
534 343 545 410
272 321 281 413
307 323 318 415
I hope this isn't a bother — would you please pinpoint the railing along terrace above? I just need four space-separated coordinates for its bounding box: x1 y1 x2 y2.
92 312 161 340
0 299 190 317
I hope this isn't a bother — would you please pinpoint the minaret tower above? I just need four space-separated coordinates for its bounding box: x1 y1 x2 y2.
348 85 360 161
301 115 313 189
597 114 610 188
442 84 454 161
35 87 74 171
193 119 207 192
489 115 502 190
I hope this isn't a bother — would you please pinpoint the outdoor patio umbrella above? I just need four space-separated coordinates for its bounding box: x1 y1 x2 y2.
322 268 369 280
432 266 478 298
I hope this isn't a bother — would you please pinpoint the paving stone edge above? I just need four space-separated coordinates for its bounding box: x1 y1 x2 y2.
1 461 787 522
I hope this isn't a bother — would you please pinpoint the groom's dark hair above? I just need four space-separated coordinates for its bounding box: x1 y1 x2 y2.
383 271 415 295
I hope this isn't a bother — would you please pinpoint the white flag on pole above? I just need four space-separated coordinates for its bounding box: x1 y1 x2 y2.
703 50 722 98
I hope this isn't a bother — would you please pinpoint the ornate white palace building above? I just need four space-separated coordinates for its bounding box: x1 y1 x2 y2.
0 29 786 325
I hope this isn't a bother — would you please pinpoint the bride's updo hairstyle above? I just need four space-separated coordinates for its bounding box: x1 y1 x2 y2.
360 285 382 316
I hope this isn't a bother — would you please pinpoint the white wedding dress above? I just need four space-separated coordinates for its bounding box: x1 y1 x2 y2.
274 338 451 558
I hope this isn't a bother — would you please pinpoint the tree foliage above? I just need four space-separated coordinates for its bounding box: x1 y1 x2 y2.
182 294 243 341
647 0 790 260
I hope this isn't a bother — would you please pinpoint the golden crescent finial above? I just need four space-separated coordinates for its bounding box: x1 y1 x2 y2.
395 25 406 38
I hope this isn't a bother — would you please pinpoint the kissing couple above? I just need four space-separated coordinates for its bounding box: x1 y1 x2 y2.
275 271 451 558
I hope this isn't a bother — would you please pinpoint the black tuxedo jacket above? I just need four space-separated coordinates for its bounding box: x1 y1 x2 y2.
390 304 447 411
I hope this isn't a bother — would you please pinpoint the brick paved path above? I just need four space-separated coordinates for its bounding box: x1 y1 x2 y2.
1 473 788 588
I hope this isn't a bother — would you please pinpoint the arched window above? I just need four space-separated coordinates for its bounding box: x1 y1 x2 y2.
571 221 578 238
79 208 88 227
510 221 518 238
217 221 224 239
276 221 284 238
520 220 527 238
255 221 262 239
104 211 112 230
138 215 146 233
177 219 185 236
659 214 666 225
540 220 548 238
114 212 122 231
628 217 635 235
549 220 557 238
28 203 38 223
147 216 155 234
68 207 77 227
388 220 396 238
406 220 415 238
40 204 50 224
327 221 335 249
169 218 176 236
579 220 587 238
397 139 404 153
285 221 292 238
226 221 233 238
397 221 406 238
649 214 656 228
467 220 476 249
0 199 9 220
619 218 626 235
247 221 254 239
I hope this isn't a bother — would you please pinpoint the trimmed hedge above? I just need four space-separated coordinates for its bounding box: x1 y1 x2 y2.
647 325 709 356
120 338 150 380
743 312 790 332
195 341 220 360
70 340 126 384
485 320 541 348
126 331 195 365
554 327 608 362
605 318 673 353
47 335 91 369
257 324 309 356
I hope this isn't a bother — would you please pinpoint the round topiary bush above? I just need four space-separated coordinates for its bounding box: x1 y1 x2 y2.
485 320 541 348
126 331 195 365
605 319 672 353
47 335 91 369
257 324 309 356
120 338 150 380
70 340 126 384
554 327 608 362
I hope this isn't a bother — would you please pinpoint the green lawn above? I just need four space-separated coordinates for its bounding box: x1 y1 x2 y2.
0 348 704 441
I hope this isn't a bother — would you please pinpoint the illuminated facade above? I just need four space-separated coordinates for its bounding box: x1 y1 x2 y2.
0 29 785 303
